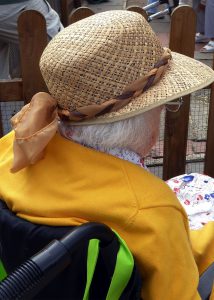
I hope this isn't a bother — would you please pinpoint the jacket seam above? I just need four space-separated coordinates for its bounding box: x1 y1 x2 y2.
120 160 190 235
120 161 140 229
128 204 190 238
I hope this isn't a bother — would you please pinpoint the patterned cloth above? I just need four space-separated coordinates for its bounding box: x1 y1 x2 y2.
94 147 147 170
166 173 214 230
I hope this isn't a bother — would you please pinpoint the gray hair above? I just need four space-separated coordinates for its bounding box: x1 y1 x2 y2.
62 108 162 155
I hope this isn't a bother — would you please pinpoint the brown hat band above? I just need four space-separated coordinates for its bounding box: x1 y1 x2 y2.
10 48 171 173
58 48 172 122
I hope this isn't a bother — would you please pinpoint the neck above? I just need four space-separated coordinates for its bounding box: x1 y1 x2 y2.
59 124 147 169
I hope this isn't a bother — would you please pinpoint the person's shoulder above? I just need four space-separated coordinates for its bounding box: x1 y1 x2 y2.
121 160 183 210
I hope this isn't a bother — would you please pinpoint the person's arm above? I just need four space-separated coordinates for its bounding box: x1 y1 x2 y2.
122 206 201 300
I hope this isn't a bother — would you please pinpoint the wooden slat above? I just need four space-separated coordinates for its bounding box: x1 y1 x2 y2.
163 6 196 180
0 79 23 137
69 7 94 24
126 6 148 20
18 10 48 103
0 80 23 101
163 95 191 180
168 6 196 57
204 79 214 177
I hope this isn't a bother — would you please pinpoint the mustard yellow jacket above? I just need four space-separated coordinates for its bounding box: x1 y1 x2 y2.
0 131 213 300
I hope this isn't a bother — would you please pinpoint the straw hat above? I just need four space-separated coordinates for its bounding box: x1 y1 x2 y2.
39 10 214 125
10 10 214 172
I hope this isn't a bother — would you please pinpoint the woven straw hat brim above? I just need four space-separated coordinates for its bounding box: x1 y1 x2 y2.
71 51 214 125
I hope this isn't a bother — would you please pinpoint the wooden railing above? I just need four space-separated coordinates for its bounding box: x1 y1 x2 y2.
0 11 48 105
69 6 94 24
0 6 213 179
126 5 148 19
163 6 196 180
204 76 214 177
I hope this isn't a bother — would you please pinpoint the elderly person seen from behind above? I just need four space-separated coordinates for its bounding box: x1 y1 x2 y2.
0 10 214 300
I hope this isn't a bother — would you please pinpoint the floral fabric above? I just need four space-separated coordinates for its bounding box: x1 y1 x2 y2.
166 173 214 230
96 147 147 170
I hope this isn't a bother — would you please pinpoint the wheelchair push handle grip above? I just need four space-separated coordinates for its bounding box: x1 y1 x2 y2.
0 240 71 300
143 0 177 11
0 259 43 300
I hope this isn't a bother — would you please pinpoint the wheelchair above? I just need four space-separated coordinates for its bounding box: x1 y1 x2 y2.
0 200 141 300
0 199 213 300
127 0 179 21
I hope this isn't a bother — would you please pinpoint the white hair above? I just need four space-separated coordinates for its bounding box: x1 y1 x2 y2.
61 108 162 156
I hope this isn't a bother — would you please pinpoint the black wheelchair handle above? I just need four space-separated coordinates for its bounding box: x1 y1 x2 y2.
60 221 116 254
0 222 115 300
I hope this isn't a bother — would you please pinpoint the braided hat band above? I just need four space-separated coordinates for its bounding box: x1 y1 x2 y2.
58 48 172 122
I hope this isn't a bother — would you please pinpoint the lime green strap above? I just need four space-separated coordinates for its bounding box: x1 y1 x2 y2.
83 232 134 300
83 239 100 300
0 260 7 282
106 231 134 300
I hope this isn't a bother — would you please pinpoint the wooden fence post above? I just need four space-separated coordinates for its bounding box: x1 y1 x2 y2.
69 7 94 24
61 0 82 26
0 80 23 101
163 5 196 180
18 10 48 104
126 6 148 20
0 11 49 137
204 58 214 177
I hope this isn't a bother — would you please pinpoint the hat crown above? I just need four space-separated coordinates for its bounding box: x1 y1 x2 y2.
40 10 163 111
